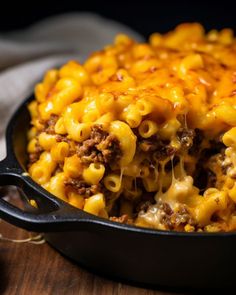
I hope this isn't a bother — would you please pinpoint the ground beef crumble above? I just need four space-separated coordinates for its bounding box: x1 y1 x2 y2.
42 114 59 134
138 136 176 160
28 139 43 164
64 178 104 197
142 201 195 230
55 134 70 143
169 204 195 227
77 125 122 165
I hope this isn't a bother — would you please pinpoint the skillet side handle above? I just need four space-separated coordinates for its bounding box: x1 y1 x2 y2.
0 196 48 232
0 196 91 232
0 159 92 232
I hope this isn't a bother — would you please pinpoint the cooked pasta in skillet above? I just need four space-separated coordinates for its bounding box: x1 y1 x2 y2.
27 23 236 232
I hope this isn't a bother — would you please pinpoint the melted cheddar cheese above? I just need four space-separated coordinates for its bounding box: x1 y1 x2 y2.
27 23 236 232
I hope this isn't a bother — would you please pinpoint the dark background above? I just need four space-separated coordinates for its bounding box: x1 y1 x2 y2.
0 0 235 37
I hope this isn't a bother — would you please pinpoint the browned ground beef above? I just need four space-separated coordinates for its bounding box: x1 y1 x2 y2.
55 134 70 143
28 139 43 164
42 114 59 134
77 125 122 164
144 201 195 230
64 178 103 197
61 125 122 201
169 204 195 227
138 136 176 160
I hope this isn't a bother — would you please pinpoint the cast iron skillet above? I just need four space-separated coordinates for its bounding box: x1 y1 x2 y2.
0 94 235 289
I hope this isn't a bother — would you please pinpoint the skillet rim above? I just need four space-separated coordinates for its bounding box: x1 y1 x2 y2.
4 92 236 238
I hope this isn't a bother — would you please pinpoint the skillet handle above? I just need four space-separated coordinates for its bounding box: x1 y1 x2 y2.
0 158 94 232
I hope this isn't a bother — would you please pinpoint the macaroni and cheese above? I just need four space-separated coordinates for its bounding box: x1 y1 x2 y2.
27 23 236 232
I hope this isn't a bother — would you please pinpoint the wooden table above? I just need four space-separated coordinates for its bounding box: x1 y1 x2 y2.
0 192 182 295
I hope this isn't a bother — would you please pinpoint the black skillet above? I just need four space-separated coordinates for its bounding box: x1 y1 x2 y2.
0 94 235 289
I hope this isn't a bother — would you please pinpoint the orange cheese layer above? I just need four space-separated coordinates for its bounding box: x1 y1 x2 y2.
27 23 236 232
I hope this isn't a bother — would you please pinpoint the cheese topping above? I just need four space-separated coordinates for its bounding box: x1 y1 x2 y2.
27 23 236 232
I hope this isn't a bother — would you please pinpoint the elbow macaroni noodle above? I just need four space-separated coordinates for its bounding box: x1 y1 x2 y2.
27 23 236 231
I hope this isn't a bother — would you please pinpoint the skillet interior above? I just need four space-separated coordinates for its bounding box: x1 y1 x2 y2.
5 95 236 289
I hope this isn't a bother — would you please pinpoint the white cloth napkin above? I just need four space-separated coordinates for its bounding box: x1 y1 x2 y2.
0 13 142 160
